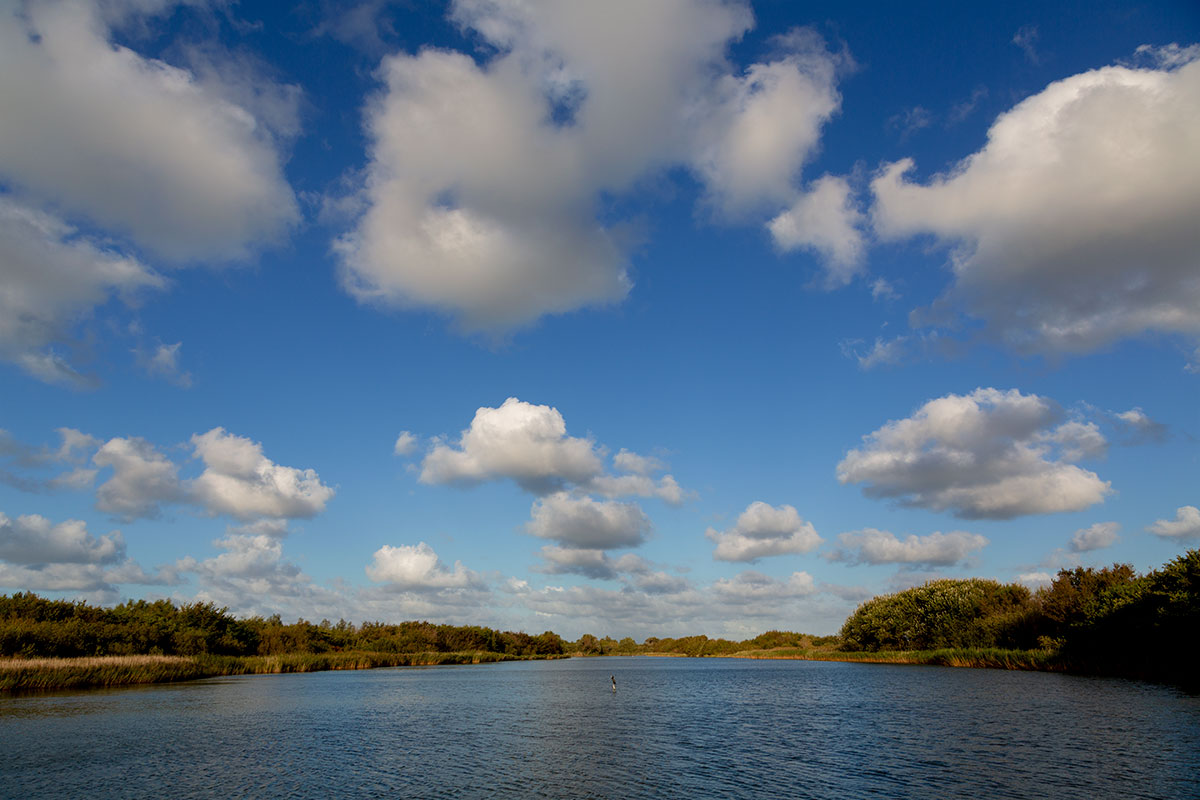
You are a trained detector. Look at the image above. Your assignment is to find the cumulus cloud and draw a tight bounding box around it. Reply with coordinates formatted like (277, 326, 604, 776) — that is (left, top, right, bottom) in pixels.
(706, 501, 822, 562)
(711, 570, 816, 603)
(189, 428, 335, 520)
(767, 175, 866, 284)
(0, 511, 124, 565)
(1068, 521, 1120, 552)
(393, 431, 418, 456)
(418, 397, 688, 504)
(872, 54, 1200, 358)
(421, 398, 602, 493)
(336, 2, 851, 331)
(365, 542, 481, 590)
(837, 388, 1112, 519)
(535, 546, 650, 580)
(0, 0, 298, 261)
(1146, 506, 1200, 540)
(828, 528, 987, 566)
(527, 492, 650, 550)
(93, 436, 183, 519)
(0, 196, 163, 383)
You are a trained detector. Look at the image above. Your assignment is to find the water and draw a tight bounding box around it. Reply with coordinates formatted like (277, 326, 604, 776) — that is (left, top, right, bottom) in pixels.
(2, 657, 1198, 799)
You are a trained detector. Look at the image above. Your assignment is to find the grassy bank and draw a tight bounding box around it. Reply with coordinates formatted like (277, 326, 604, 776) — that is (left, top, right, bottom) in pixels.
(0, 650, 554, 692)
(727, 646, 1067, 671)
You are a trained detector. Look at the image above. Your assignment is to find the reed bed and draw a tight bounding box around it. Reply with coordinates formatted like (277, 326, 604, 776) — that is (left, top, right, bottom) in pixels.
(729, 646, 1067, 672)
(1, 650, 553, 692)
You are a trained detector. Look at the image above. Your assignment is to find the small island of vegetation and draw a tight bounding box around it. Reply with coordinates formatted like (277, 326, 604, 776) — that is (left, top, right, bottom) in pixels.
(3, 548, 1195, 692)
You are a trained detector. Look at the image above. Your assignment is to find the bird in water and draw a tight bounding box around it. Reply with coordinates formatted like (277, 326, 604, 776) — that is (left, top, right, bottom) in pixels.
(611, 675, 617, 692)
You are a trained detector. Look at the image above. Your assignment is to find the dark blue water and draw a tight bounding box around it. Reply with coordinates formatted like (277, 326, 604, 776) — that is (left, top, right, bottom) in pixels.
(2, 657, 1198, 799)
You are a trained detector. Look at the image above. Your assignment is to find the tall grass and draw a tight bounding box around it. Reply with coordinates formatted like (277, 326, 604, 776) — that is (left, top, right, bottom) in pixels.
(1, 650, 560, 692)
(729, 646, 1068, 671)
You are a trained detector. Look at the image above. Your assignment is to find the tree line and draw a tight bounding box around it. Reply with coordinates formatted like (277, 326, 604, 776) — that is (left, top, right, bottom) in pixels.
(0, 595, 567, 659)
(2, 548, 1195, 685)
(838, 548, 1198, 683)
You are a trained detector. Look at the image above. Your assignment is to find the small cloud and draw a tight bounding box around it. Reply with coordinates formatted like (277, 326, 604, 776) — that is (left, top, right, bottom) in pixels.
(393, 431, 418, 457)
(886, 106, 933, 140)
(1012, 25, 1040, 64)
(827, 528, 987, 566)
(1147, 506, 1200, 540)
(138, 342, 193, 388)
(1067, 521, 1120, 552)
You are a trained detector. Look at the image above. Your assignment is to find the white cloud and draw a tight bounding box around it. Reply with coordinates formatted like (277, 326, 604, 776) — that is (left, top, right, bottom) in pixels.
(393, 431, 418, 457)
(93, 436, 183, 520)
(829, 528, 987, 566)
(837, 388, 1112, 519)
(203, 534, 293, 580)
(872, 55, 1200, 358)
(711, 570, 816, 603)
(535, 546, 650, 580)
(337, 2, 849, 331)
(526, 492, 650, 550)
(0, 0, 298, 261)
(1068, 521, 1120, 552)
(1016, 571, 1054, 589)
(420, 398, 602, 493)
(691, 29, 843, 217)
(0, 511, 124, 565)
(1113, 407, 1168, 443)
(706, 501, 822, 562)
(586, 472, 688, 506)
(612, 449, 664, 476)
(138, 342, 192, 388)
(365, 542, 481, 590)
(189, 428, 335, 520)
(767, 175, 866, 284)
(1147, 506, 1200, 539)
(843, 335, 908, 370)
(0, 196, 163, 382)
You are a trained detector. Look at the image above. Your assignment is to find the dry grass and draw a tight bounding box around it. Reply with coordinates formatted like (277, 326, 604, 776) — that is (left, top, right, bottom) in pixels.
(0, 655, 190, 671)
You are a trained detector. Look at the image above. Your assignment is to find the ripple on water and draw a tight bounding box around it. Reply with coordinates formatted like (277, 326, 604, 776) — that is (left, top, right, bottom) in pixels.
(2, 658, 1198, 799)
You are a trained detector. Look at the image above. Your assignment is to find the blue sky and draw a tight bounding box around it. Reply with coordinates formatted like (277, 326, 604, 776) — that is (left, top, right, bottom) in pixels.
(1, 0, 1197, 639)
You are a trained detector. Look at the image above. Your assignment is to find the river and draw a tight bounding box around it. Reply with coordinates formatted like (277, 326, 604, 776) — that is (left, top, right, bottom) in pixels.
(2, 656, 1198, 798)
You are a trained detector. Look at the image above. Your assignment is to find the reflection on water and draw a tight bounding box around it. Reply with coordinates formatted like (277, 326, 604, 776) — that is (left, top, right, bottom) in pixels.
(2, 657, 1198, 799)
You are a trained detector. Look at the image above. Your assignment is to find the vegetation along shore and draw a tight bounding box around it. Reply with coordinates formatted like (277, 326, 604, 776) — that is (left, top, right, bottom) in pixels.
(3, 549, 1194, 693)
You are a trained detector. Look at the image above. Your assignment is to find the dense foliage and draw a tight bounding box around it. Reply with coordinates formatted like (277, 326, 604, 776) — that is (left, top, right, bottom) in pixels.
(838, 548, 1198, 684)
(839, 579, 1037, 651)
(0, 594, 565, 659)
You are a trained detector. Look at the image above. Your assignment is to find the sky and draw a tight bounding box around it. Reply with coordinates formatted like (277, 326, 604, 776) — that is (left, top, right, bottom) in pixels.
(1, 0, 1198, 640)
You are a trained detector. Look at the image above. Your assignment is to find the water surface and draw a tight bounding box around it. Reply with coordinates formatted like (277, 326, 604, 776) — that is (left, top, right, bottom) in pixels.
(3, 657, 1198, 799)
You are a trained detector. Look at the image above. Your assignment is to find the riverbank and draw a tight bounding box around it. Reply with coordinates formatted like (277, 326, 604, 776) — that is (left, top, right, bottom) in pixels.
(0, 650, 558, 692)
(723, 646, 1067, 671)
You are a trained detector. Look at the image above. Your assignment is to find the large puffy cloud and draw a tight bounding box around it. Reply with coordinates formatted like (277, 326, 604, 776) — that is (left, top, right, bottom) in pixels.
(93, 436, 184, 520)
(365, 542, 481, 591)
(337, 1, 851, 331)
(189, 428, 335, 520)
(0, 197, 163, 383)
(706, 501, 822, 562)
(527, 492, 650, 550)
(0, 511, 124, 565)
(828, 528, 987, 566)
(1146, 506, 1200, 540)
(872, 53, 1200, 356)
(837, 388, 1112, 519)
(419, 397, 688, 503)
(0, 0, 298, 261)
(421, 398, 602, 493)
